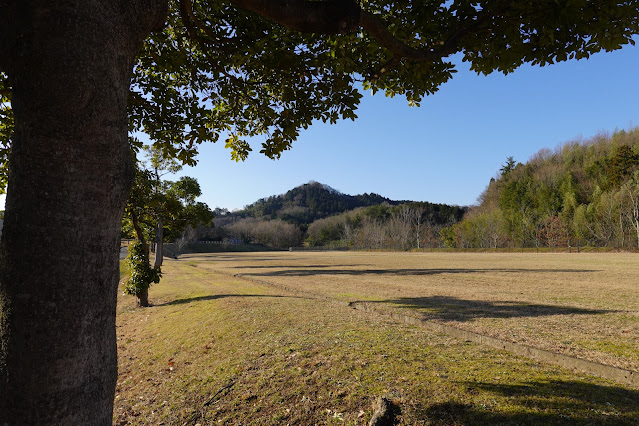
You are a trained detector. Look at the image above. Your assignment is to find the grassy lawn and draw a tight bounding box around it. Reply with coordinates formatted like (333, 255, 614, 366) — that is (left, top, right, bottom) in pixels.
(119, 259, 128, 281)
(191, 251, 639, 372)
(114, 254, 639, 424)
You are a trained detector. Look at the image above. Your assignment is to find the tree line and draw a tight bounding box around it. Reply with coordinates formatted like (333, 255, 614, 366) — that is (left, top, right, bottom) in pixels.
(206, 200, 465, 250)
(126, 127, 639, 261)
(445, 128, 639, 250)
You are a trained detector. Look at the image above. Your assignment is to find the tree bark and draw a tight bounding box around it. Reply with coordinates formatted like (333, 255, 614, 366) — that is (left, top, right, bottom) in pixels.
(130, 209, 148, 248)
(137, 287, 150, 308)
(0, 1, 167, 424)
(154, 216, 164, 269)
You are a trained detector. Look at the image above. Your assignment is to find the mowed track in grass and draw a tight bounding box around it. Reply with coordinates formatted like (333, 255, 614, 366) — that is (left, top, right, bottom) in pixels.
(193, 251, 639, 372)
(114, 253, 639, 424)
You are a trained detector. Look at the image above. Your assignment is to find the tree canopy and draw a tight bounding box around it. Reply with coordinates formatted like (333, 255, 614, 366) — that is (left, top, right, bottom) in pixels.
(4, 0, 639, 179)
(123, 166, 213, 246)
(131, 0, 639, 164)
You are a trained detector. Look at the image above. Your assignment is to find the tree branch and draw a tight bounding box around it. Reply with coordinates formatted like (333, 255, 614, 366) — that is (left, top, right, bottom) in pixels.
(226, 0, 500, 66)
(129, 209, 148, 247)
(179, 0, 222, 44)
(178, 0, 273, 86)
(359, 10, 441, 62)
(229, 0, 361, 33)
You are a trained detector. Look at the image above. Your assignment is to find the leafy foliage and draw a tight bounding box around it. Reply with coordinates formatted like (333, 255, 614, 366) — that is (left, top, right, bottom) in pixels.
(123, 241, 161, 297)
(2, 1, 639, 178)
(453, 128, 639, 249)
(122, 164, 214, 243)
(127, 0, 639, 165)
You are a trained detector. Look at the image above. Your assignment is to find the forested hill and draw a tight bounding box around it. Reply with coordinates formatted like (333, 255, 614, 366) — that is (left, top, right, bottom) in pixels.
(450, 127, 639, 249)
(232, 181, 460, 227)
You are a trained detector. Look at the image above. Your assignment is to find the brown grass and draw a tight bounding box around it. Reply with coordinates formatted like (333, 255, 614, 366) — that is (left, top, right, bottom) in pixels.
(187, 251, 639, 371)
(114, 254, 639, 424)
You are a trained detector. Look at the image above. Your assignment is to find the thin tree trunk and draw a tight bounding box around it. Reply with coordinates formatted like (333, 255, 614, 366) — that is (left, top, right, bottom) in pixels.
(154, 216, 164, 269)
(130, 202, 153, 307)
(0, 1, 166, 423)
(138, 287, 150, 307)
(131, 209, 148, 247)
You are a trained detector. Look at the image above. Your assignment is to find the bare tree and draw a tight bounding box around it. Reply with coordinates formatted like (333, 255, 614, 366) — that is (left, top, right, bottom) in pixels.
(621, 172, 639, 247)
(411, 206, 427, 249)
(176, 226, 197, 254)
(388, 206, 413, 250)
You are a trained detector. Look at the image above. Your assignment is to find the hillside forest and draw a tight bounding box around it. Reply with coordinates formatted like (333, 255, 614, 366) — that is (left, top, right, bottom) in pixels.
(199, 182, 466, 250)
(181, 127, 639, 251)
(448, 127, 639, 249)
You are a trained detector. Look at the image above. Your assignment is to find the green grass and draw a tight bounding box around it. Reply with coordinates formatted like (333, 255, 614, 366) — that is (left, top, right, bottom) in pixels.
(119, 259, 128, 281)
(114, 258, 639, 425)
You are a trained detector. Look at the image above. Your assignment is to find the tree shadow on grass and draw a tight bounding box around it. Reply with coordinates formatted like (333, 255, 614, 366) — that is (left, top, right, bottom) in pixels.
(156, 294, 303, 306)
(246, 267, 599, 278)
(419, 380, 639, 425)
(365, 296, 611, 322)
(185, 254, 308, 263)
(236, 264, 371, 269)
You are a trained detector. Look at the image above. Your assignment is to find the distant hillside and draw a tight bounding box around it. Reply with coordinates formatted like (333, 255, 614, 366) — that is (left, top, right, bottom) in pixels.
(448, 127, 639, 249)
(234, 181, 458, 227)
(205, 181, 466, 249)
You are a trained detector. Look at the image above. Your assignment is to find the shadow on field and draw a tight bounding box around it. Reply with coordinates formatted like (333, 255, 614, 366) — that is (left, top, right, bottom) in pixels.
(371, 296, 610, 321)
(420, 380, 639, 425)
(244, 267, 599, 277)
(236, 264, 371, 269)
(188, 255, 307, 262)
(157, 293, 303, 306)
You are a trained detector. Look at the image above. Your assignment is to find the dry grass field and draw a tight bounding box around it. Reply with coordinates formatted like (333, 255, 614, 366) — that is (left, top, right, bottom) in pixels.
(114, 252, 639, 424)
(191, 251, 639, 372)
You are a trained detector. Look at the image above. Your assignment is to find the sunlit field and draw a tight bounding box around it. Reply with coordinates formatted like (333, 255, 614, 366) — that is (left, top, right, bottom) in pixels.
(185, 251, 639, 371)
(114, 252, 639, 424)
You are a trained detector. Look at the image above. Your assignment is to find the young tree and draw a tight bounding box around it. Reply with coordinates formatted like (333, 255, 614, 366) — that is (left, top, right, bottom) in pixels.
(411, 205, 428, 249)
(439, 226, 456, 249)
(123, 240, 162, 307)
(1, 1, 638, 423)
(122, 166, 213, 306)
(500, 156, 518, 178)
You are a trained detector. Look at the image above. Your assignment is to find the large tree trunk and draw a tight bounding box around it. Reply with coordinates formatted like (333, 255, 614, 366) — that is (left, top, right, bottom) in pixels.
(0, 1, 166, 424)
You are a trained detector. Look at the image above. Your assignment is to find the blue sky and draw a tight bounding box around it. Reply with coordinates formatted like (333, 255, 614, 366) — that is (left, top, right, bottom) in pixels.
(3, 41, 637, 211)
(173, 42, 638, 211)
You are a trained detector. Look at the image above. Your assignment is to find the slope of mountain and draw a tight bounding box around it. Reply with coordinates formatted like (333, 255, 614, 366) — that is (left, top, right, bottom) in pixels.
(234, 181, 462, 227)
(453, 127, 639, 248)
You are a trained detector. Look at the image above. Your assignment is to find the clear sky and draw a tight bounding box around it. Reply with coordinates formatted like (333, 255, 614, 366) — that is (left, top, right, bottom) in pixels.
(2, 42, 638, 211)
(174, 41, 638, 211)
